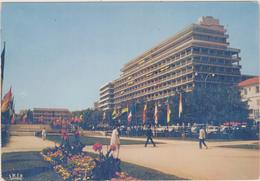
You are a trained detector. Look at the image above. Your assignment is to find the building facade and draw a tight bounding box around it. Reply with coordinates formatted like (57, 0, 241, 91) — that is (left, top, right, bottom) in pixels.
(238, 77, 260, 122)
(98, 82, 114, 111)
(32, 108, 72, 123)
(100, 16, 242, 111)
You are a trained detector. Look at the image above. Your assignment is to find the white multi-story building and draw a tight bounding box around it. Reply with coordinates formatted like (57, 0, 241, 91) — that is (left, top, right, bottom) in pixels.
(99, 82, 114, 111)
(238, 76, 260, 122)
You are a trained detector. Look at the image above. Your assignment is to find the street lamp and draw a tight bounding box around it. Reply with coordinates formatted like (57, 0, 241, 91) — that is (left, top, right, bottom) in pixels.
(194, 72, 215, 88)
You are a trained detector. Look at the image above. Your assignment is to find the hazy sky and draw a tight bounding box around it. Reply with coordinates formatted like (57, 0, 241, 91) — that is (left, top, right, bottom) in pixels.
(1, 2, 259, 112)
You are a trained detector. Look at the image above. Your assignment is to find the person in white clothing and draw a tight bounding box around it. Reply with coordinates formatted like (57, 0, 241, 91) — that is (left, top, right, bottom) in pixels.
(199, 126, 208, 149)
(41, 128, 46, 141)
(110, 125, 120, 158)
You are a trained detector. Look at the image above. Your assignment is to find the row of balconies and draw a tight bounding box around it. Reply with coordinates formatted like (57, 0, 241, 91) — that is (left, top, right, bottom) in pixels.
(114, 77, 194, 104)
(114, 68, 194, 101)
(121, 29, 194, 73)
(99, 99, 113, 105)
(114, 55, 193, 94)
(99, 93, 114, 101)
(114, 43, 240, 91)
(115, 44, 194, 87)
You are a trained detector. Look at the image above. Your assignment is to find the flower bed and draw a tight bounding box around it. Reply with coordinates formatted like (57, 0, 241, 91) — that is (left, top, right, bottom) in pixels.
(41, 144, 138, 181)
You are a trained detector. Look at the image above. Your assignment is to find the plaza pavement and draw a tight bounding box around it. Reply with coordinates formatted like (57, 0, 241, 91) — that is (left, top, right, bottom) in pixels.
(1, 136, 56, 153)
(2, 136, 259, 180)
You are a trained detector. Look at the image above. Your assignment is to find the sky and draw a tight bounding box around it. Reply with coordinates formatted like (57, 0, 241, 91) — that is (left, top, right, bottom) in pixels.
(1, 2, 259, 112)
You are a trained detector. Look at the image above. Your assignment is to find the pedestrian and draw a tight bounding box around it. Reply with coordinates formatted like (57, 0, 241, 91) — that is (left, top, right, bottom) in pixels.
(74, 126, 80, 143)
(199, 126, 208, 149)
(41, 128, 46, 141)
(145, 125, 156, 147)
(110, 125, 120, 158)
(61, 128, 70, 149)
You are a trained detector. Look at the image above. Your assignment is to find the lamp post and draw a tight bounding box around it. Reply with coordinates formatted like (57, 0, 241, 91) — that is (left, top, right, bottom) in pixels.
(194, 72, 215, 88)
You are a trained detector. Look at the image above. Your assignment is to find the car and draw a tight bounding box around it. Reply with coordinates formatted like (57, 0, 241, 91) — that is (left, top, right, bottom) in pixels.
(206, 126, 219, 134)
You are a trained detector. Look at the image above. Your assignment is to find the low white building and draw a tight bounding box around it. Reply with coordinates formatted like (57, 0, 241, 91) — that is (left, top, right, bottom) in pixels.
(238, 76, 260, 122)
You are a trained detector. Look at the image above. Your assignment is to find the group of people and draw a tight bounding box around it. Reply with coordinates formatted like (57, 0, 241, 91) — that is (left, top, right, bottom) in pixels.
(41, 124, 208, 159)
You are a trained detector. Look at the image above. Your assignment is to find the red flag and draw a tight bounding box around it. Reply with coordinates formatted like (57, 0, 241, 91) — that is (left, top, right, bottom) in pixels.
(128, 111, 132, 124)
(154, 104, 158, 125)
(142, 104, 147, 124)
(11, 114, 15, 124)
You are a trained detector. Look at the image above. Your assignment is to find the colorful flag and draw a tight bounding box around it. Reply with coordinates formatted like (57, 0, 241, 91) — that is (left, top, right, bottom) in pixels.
(1, 87, 12, 113)
(112, 109, 119, 120)
(121, 107, 128, 114)
(179, 93, 183, 118)
(128, 111, 132, 124)
(167, 103, 171, 124)
(154, 104, 158, 125)
(142, 104, 147, 124)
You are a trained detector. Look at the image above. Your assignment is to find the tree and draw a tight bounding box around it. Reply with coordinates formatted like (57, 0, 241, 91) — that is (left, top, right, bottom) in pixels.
(181, 85, 249, 124)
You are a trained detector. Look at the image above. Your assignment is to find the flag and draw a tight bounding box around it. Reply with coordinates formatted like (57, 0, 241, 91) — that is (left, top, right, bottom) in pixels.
(1, 87, 12, 113)
(112, 109, 119, 120)
(167, 103, 171, 124)
(11, 114, 15, 124)
(142, 104, 147, 124)
(128, 111, 132, 124)
(1, 42, 6, 90)
(103, 111, 106, 120)
(9, 96, 15, 116)
(179, 93, 183, 118)
(121, 107, 128, 114)
(154, 104, 158, 125)
(21, 113, 27, 123)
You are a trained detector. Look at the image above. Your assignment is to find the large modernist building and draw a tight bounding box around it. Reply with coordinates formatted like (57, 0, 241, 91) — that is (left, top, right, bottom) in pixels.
(239, 77, 260, 122)
(99, 16, 242, 111)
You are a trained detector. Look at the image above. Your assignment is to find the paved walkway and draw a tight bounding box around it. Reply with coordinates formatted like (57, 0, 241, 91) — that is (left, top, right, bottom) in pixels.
(2, 136, 259, 180)
(1, 136, 55, 153)
(84, 137, 260, 180)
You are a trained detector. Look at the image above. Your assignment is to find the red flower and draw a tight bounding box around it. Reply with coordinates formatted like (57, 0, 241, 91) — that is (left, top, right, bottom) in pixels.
(110, 144, 117, 151)
(92, 143, 103, 152)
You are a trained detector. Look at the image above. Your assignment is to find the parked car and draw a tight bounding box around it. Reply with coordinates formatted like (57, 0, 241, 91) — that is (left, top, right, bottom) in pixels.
(206, 126, 219, 134)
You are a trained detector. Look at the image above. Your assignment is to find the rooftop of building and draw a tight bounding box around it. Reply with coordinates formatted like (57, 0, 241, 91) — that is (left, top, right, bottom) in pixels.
(238, 76, 260, 87)
(119, 16, 226, 74)
(33, 108, 70, 112)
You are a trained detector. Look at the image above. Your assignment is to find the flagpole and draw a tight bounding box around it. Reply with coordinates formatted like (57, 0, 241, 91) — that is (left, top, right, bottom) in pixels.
(1, 41, 6, 101)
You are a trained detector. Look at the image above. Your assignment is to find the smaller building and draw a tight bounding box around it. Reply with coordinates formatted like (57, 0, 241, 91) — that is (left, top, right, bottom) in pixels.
(238, 76, 260, 122)
(32, 108, 72, 123)
(98, 82, 114, 111)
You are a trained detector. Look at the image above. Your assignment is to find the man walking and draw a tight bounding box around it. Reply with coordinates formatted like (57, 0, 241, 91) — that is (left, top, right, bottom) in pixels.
(41, 128, 46, 141)
(199, 126, 208, 149)
(110, 125, 120, 158)
(145, 125, 156, 147)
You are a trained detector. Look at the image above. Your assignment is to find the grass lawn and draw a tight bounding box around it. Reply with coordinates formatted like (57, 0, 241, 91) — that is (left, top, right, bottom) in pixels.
(2, 151, 183, 180)
(46, 135, 156, 145)
(2, 151, 62, 181)
(218, 143, 260, 150)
